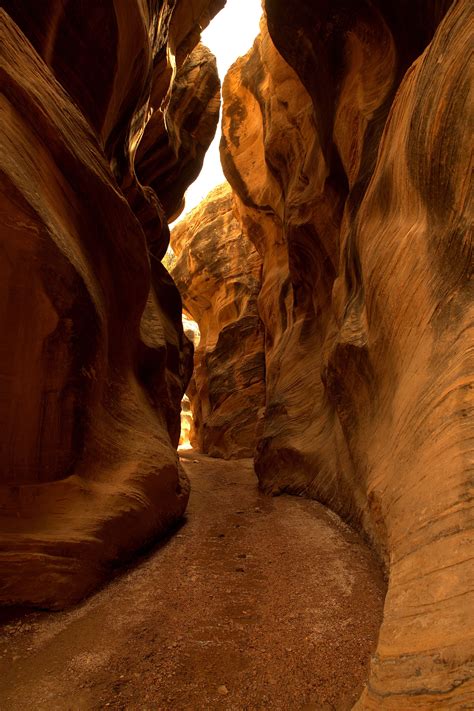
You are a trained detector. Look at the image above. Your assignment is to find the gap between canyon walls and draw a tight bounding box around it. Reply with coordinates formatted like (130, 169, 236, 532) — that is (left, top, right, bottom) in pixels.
(0, 1, 472, 710)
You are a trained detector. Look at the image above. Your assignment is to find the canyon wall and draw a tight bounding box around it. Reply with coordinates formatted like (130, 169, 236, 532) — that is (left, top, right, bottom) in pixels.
(0, 0, 472, 705)
(171, 184, 265, 458)
(221, 2, 473, 707)
(0, 0, 222, 608)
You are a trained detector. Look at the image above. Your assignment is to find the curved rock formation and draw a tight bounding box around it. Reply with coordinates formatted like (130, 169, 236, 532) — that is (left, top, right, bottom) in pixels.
(171, 184, 265, 458)
(221, 3, 473, 706)
(136, 43, 221, 223)
(0, 1, 221, 608)
(1, 0, 472, 704)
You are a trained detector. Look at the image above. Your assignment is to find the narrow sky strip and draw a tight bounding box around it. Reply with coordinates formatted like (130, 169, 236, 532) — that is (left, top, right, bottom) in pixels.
(172, 0, 262, 224)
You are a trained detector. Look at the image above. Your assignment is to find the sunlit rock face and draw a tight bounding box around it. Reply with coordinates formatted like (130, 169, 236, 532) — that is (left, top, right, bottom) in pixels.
(0, 0, 222, 608)
(179, 317, 200, 448)
(171, 184, 265, 459)
(221, 3, 473, 706)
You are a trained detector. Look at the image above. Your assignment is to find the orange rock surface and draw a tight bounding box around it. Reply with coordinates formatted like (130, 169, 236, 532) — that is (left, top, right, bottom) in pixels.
(0, 1, 222, 608)
(171, 184, 265, 458)
(0, 0, 472, 705)
(221, 3, 473, 706)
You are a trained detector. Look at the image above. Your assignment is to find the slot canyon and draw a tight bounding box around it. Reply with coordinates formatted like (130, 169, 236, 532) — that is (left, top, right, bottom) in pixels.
(0, 0, 472, 709)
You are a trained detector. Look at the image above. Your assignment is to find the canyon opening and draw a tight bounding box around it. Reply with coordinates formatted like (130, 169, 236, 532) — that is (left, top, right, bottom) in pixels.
(0, 1, 472, 710)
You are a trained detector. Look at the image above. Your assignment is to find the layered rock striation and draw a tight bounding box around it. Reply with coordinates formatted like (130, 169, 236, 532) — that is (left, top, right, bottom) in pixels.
(221, 3, 473, 706)
(171, 184, 265, 458)
(1, 0, 472, 704)
(0, 1, 222, 608)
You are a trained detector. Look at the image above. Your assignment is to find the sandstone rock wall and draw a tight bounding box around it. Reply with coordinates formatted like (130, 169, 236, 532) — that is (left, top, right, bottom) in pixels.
(171, 184, 265, 458)
(136, 43, 221, 223)
(221, 3, 473, 706)
(0, 1, 222, 608)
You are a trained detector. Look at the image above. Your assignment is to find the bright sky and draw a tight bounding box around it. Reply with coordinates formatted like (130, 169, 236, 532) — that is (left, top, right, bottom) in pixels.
(171, 0, 262, 225)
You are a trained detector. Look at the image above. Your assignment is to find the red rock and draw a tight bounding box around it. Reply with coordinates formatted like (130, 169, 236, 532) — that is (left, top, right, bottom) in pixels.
(0, 1, 222, 608)
(136, 43, 221, 223)
(171, 184, 265, 459)
(221, 3, 473, 705)
(0, 1, 472, 704)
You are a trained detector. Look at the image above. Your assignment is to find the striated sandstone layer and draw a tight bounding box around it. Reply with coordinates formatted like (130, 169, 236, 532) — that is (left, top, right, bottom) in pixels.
(221, 3, 473, 707)
(0, 1, 222, 609)
(171, 184, 265, 458)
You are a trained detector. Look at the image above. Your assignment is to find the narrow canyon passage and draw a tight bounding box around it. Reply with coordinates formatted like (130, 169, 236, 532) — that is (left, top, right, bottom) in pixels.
(0, 1, 472, 706)
(0, 453, 385, 711)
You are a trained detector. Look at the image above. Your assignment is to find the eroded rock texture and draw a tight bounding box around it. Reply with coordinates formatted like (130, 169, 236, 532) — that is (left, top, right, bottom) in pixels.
(0, 0, 222, 608)
(171, 184, 265, 458)
(221, 3, 473, 706)
(136, 43, 221, 223)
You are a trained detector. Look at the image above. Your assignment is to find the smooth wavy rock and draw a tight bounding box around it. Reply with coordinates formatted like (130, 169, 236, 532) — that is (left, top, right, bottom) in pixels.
(221, 3, 473, 706)
(136, 43, 221, 222)
(171, 184, 265, 459)
(0, 0, 222, 609)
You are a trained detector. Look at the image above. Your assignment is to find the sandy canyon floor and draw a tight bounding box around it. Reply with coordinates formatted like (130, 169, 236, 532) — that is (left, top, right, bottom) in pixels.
(0, 453, 386, 711)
